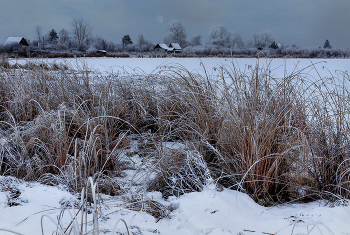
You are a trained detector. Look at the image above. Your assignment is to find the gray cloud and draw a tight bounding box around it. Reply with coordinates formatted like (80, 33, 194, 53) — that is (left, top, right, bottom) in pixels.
(0, 0, 349, 48)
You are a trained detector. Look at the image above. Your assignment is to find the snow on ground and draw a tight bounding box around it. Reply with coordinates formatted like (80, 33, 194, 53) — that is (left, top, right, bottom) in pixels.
(1, 176, 350, 234)
(0, 176, 76, 234)
(2, 57, 350, 234)
(9, 57, 350, 93)
(9, 57, 350, 79)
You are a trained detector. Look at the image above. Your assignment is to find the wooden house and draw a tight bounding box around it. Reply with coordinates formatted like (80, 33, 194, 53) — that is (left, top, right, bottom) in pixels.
(3, 37, 29, 47)
(168, 43, 182, 53)
(154, 43, 169, 53)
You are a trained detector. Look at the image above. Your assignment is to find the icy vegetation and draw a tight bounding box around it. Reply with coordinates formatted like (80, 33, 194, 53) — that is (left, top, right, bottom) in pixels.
(0, 55, 350, 234)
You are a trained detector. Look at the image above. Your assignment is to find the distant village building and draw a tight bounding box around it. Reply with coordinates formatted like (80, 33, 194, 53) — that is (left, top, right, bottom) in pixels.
(168, 43, 182, 53)
(96, 50, 107, 55)
(87, 45, 107, 55)
(2, 37, 29, 47)
(154, 43, 182, 53)
(154, 43, 169, 53)
(2, 37, 29, 55)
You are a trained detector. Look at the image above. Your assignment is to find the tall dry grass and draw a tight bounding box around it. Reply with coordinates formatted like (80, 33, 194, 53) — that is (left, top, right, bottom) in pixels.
(148, 60, 350, 205)
(0, 55, 350, 208)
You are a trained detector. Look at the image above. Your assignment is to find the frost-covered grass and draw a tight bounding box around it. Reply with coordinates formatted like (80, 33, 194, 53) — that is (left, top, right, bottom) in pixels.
(0, 55, 350, 234)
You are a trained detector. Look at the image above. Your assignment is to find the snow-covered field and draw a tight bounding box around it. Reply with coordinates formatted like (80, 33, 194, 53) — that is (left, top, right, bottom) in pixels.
(2, 57, 350, 235)
(10, 57, 350, 78)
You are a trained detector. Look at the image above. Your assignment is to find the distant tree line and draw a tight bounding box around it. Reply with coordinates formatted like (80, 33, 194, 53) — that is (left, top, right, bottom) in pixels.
(1, 18, 349, 58)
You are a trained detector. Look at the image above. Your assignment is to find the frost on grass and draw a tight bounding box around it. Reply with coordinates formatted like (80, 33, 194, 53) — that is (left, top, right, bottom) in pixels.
(0, 176, 27, 207)
(0, 57, 350, 234)
(147, 143, 212, 199)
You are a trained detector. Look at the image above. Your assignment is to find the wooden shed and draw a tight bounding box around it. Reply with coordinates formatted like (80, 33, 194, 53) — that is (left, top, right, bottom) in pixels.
(154, 43, 169, 53)
(3, 37, 29, 47)
(168, 43, 182, 53)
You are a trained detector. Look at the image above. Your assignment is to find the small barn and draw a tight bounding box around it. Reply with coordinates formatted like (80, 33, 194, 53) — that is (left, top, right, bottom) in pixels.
(168, 43, 182, 53)
(87, 45, 107, 56)
(154, 43, 169, 53)
(3, 37, 29, 47)
(96, 50, 107, 55)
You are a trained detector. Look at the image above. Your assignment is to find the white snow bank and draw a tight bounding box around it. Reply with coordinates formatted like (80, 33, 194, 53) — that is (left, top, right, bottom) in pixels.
(1, 177, 349, 235)
(161, 187, 350, 234)
(0, 177, 75, 234)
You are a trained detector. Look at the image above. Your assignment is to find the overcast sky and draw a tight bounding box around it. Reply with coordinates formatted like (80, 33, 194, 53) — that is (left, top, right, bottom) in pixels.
(1, 0, 349, 48)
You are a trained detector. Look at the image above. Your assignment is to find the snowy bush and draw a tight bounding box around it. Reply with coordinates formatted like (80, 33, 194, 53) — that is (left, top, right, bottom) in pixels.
(148, 145, 211, 198)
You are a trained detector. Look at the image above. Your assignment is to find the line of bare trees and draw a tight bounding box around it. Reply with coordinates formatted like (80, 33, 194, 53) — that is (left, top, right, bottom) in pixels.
(34, 18, 94, 51)
(30, 18, 156, 53)
(2, 18, 346, 58)
(31, 18, 274, 53)
(29, 18, 296, 54)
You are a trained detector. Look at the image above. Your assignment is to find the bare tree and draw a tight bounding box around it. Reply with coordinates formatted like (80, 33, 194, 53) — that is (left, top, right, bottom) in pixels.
(210, 25, 228, 47)
(190, 35, 202, 46)
(165, 21, 187, 47)
(137, 34, 146, 48)
(72, 18, 93, 51)
(163, 34, 171, 45)
(227, 32, 244, 49)
(59, 29, 69, 45)
(35, 25, 43, 46)
(137, 34, 153, 51)
(226, 32, 244, 56)
(210, 25, 243, 50)
(95, 36, 109, 51)
(253, 31, 273, 48)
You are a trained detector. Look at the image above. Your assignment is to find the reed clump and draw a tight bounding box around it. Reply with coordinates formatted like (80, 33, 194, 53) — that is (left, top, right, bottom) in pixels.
(0, 56, 349, 207)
